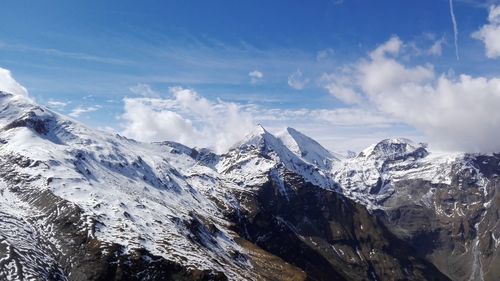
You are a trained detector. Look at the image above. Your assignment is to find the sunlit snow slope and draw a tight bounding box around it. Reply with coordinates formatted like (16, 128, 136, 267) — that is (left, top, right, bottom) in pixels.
(0, 91, 498, 281)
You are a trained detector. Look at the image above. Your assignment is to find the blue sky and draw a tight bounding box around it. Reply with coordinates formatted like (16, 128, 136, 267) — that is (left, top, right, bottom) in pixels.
(1, 0, 500, 152)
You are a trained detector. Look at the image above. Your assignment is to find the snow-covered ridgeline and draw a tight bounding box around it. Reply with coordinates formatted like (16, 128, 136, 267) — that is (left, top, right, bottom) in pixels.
(0, 90, 497, 280)
(0, 91, 255, 279)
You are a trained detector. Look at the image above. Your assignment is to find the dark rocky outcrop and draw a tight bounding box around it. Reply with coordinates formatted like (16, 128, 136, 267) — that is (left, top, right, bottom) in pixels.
(229, 171, 450, 281)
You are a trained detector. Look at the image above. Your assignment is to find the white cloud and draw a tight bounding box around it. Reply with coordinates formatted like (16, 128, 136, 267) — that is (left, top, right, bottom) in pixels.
(129, 83, 160, 97)
(320, 70, 363, 104)
(119, 86, 403, 153)
(249, 70, 264, 84)
(449, 0, 460, 60)
(120, 87, 254, 153)
(287, 69, 310, 90)
(121, 98, 199, 145)
(472, 5, 500, 58)
(399, 34, 445, 57)
(369, 36, 403, 60)
(359, 45, 434, 97)
(321, 36, 500, 152)
(0, 67, 29, 97)
(427, 37, 445, 56)
(46, 100, 69, 110)
(69, 105, 101, 117)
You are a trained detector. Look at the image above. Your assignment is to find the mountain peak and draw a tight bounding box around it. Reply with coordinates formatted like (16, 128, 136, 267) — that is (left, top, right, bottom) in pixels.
(283, 127, 327, 150)
(0, 90, 32, 104)
(277, 127, 339, 169)
(0, 90, 33, 104)
(252, 123, 268, 135)
(284, 126, 299, 134)
(232, 124, 277, 150)
(360, 138, 428, 160)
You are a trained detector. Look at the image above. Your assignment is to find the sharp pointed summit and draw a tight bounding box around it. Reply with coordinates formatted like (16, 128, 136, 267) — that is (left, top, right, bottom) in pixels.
(277, 127, 340, 170)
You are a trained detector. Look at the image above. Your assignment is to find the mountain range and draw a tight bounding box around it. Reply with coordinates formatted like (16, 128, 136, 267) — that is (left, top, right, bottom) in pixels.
(0, 90, 498, 281)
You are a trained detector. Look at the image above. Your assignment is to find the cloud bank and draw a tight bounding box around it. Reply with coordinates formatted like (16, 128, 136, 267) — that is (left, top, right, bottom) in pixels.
(120, 84, 408, 152)
(321, 36, 500, 152)
(121, 87, 254, 153)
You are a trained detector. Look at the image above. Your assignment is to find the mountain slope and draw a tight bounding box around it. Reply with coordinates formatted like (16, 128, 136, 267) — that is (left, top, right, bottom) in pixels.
(332, 138, 500, 281)
(0, 90, 497, 280)
(0, 91, 305, 280)
(276, 127, 341, 170)
(0, 92, 447, 280)
(217, 126, 451, 280)
(217, 125, 338, 193)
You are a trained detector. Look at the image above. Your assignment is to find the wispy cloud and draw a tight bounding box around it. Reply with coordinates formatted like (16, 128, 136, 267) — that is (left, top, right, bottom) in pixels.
(69, 105, 101, 117)
(249, 70, 264, 84)
(288, 69, 310, 90)
(402, 33, 446, 57)
(449, 0, 460, 60)
(316, 48, 335, 61)
(252, 107, 398, 128)
(129, 83, 160, 97)
(427, 37, 445, 56)
(0, 42, 128, 65)
(46, 100, 69, 110)
(1, 34, 341, 104)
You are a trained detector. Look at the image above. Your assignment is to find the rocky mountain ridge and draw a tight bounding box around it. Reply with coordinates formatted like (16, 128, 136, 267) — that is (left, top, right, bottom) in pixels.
(0, 91, 497, 281)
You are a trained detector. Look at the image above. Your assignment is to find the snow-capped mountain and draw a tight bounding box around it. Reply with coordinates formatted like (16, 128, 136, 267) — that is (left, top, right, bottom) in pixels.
(332, 138, 499, 281)
(0, 90, 498, 281)
(216, 124, 339, 193)
(0, 91, 258, 280)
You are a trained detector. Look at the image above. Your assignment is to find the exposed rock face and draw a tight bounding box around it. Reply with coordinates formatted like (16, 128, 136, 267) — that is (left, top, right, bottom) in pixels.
(0, 151, 229, 281)
(0, 92, 298, 280)
(0, 91, 497, 280)
(217, 134, 450, 280)
(333, 139, 500, 281)
(374, 157, 500, 281)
